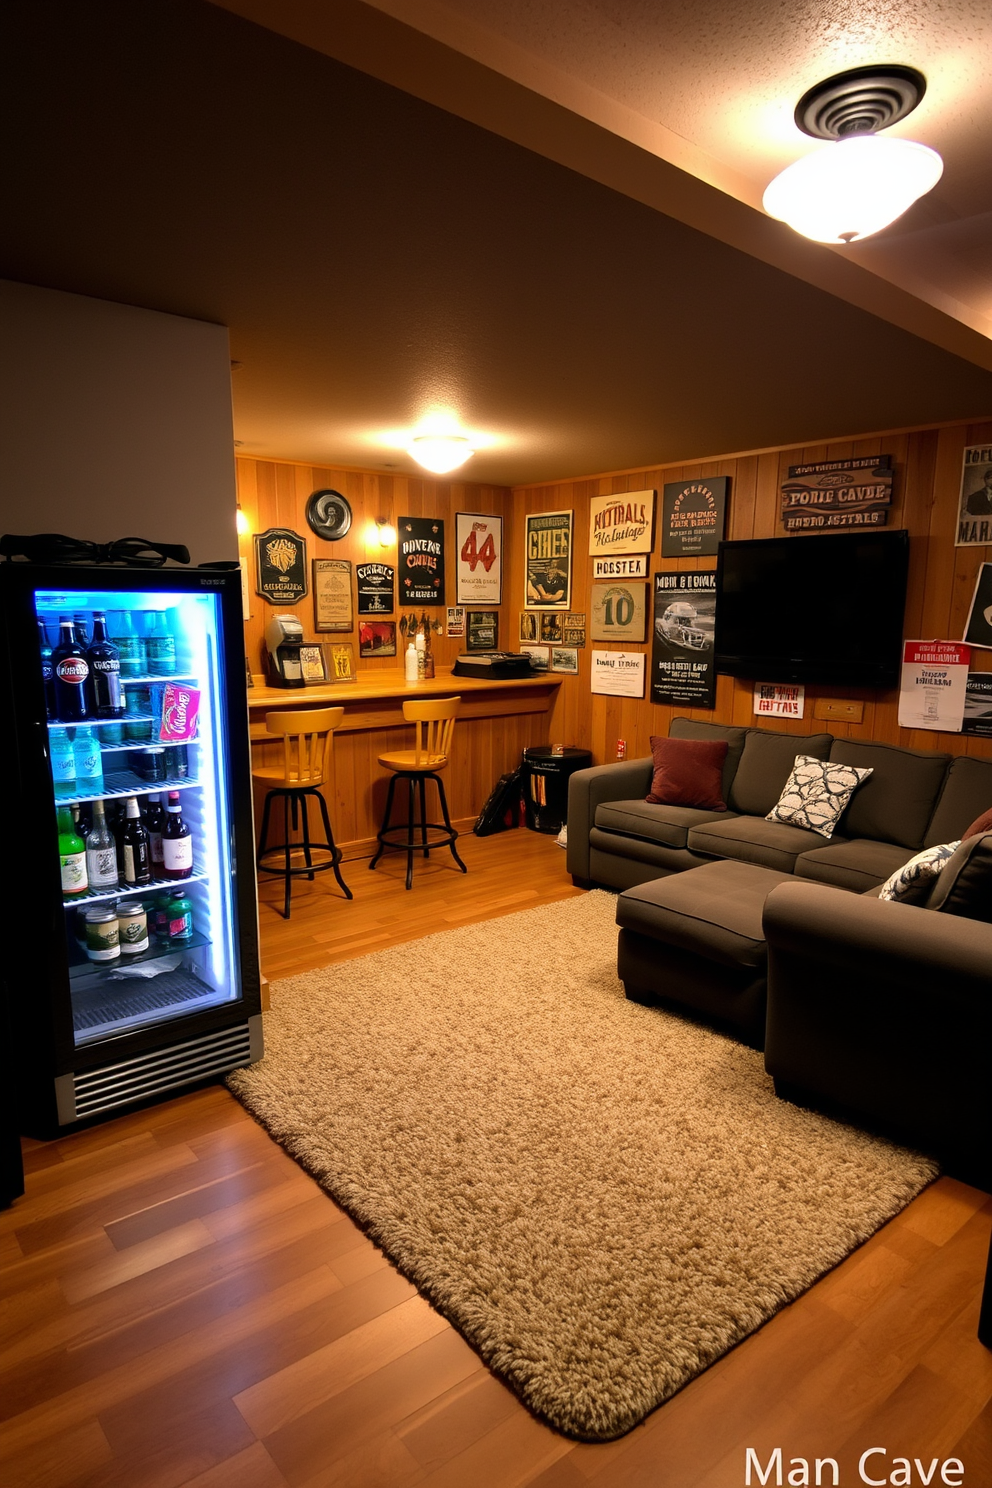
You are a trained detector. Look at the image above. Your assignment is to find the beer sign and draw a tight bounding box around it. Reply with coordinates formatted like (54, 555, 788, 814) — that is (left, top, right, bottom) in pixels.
(254, 528, 308, 605)
(780, 456, 893, 531)
(398, 518, 445, 606)
(588, 491, 655, 558)
(662, 478, 728, 557)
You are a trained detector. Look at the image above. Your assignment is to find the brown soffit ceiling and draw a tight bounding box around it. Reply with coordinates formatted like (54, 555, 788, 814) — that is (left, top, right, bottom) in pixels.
(2, 0, 990, 487)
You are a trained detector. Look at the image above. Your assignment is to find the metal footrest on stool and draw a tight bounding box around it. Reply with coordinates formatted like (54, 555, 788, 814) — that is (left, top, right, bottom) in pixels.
(369, 770, 468, 890)
(257, 785, 352, 918)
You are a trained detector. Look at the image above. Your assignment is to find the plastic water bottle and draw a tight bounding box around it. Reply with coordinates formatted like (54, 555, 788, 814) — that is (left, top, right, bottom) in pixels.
(110, 611, 144, 679)
(147, 612, 177, 675)
(73, 727, 105, 793)
(50, 728, 76, 798)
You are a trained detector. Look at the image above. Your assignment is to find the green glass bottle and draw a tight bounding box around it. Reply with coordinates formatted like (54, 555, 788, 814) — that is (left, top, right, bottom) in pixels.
(57, 804, 88, 898)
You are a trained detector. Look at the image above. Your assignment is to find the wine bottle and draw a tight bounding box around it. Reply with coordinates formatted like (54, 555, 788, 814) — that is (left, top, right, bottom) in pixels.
(121, 795, 152, 887)
(161, 790, 193, 879)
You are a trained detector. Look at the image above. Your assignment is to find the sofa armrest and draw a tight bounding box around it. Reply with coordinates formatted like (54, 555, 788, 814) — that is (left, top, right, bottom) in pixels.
(762, 879, 992, 997)
(566, 758, 654, 881)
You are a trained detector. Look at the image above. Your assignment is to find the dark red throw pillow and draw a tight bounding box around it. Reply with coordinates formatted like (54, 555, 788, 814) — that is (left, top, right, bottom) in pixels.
(962, 805, 992, 840)
(646, 736, 729, 810)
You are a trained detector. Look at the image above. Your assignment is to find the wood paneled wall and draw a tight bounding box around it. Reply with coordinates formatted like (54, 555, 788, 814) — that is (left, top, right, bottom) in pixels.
(236, 457, 512, 678)
(509, 418, 992, 765)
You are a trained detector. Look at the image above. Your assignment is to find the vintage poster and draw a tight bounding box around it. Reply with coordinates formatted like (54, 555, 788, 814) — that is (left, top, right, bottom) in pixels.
(962, 673, 992, 736)
(358, 621, 396, 658)
(753, 682, 806, 720)
(455, 512, 502, 604)
(525, 510, 572, 609)
(590, 650, 646, 698)
(398, 517, 445, 605)
(326, 641, 356, 683)
(661, 479, 728, 558)
(540, 612, 563, 643)
(562, 613, 586, 647)
(588, 490, 655, 558)
(254, 527, 308, 605)
(312, 558, 353, 632)
(897, 641, 970, 731)
(955, 443, 992, 547)
(962, 562, 992, 649)
(780, 456, 893, 532)
(521, 645, 549, 671)
(466, 610, 499, 651)
(651, 570, 717, 707)
(299, 644, 328, 684)
(519, 611, 539, 642)
(356, 562, 395, 614)
(550, 647, 579, 675)
(446, 606, 465, 637)
(590, 582, 648, 643)
(593, 554, 648, 580)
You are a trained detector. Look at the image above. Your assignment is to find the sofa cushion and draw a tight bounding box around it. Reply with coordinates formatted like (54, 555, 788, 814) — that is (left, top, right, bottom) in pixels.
(766, 755, 872, 839)
(878, 840, 961, 903)
(669, 718, 749, 802)
(926, 832, 992, 921)
(594, 799, 737, 850)
(687, 815, 841, 873)
(616, 859, 793, 970)
(726, 729, 833, 816)
(795, 839, 916, 893)
(647, 736, 728, 809)
(828, 739, 950, 849)
(925, 756, 992, 845)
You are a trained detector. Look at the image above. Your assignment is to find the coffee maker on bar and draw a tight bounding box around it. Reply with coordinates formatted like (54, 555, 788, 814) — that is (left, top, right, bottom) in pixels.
(264, 614, 306, 688)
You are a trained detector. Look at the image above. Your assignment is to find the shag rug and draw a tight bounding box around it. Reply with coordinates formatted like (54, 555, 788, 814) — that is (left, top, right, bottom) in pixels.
(228, 891, 937, 1441)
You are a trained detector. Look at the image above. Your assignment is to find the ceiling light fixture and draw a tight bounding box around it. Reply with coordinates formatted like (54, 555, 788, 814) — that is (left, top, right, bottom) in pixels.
(407, 434, 475, 474)
(762, 65, 942, 245)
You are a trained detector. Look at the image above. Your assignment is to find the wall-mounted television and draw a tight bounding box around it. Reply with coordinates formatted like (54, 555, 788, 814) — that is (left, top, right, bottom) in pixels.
(714, 529, 909, 688)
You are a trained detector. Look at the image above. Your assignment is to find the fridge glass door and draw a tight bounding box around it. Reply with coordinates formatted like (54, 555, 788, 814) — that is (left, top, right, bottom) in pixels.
(35, 585, 241, 1048)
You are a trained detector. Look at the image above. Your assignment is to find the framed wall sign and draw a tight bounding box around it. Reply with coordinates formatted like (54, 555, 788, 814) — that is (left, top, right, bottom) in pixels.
(525, 510, 572, 609)
(963, 563, 992, 649)
(781, 456, 892, 533)
(540, 612, 563, 643)
(651, 570, 717, 707)
(956, 443, 992, 547)
(312, 558, 353, 632)
(562, 613, 586, 647)
(254, 528, 308, 605)
(456, 512, 502, 604)
(590, 582, 648, 643)
(446, 606, 465, 637)
(466, 610, 499, 651)
(661, 478, 728, 558)
(299, 643, 329, 684)
(358, 621, 397, 657)
(326, 641, 356, 683)
(399, 517, 445, 605)
(593, 554, 648, 580)
(588, 490, 655, 558)
(356, 562, 395, 614)
(520, 611, 539, 642)
(521, 645, 549, 671)
(590, 651, 645, 697)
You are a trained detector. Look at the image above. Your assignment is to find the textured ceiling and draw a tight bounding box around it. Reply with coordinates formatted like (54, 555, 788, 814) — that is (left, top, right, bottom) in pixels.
(2, 0, 990, 485)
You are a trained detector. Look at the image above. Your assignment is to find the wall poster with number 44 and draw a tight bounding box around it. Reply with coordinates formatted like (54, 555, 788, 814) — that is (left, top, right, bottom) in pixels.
(455, 513, 502, 605)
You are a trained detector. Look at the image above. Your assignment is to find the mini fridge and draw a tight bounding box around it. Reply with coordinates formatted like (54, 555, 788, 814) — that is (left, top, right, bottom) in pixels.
(0, 563, 263, 1134)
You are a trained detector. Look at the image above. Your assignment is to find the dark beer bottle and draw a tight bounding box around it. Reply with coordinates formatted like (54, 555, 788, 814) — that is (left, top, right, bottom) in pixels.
(86, 612, 124, 717)
(38, 618, 55, 718)
(51, 617, 91, 721)
(121, 796, 152, 887)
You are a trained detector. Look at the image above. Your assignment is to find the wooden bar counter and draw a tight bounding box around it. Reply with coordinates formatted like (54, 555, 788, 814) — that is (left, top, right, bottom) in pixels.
(248, 668, 561, 854)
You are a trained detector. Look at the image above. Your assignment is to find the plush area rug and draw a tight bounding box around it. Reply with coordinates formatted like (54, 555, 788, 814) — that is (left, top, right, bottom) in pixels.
(229, 890, 937, 1441)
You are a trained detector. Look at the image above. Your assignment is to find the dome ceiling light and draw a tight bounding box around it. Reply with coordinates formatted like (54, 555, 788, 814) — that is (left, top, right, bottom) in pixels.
(762, 65, 943, 245)
(407, 433, 475, 474)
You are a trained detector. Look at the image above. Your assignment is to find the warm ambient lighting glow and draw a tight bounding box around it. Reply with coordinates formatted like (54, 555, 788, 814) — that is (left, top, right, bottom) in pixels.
(407, 434, 474, 474)
(235, 505, 251, 536)
(762, 134, 943, 244)
(364, 519, 396, 547)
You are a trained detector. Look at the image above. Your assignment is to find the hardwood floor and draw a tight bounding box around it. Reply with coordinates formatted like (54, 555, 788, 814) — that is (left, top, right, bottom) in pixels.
(3, 830, 990, 1488)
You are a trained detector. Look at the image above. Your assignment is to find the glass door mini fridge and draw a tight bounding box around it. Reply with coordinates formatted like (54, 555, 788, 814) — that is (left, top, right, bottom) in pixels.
(0, 563, 262, 1134)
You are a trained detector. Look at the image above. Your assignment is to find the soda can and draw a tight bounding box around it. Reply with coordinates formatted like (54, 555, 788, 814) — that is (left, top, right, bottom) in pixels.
(138, 747, 167, 783)
(166, 890, 194, 941)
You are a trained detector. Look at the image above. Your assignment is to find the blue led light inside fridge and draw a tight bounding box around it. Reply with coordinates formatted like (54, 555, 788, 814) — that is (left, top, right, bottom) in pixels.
(36, 587, 243, 1047)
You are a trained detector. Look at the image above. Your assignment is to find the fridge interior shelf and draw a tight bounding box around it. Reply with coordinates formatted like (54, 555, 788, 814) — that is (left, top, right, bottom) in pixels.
(43, 675, 199, 721)
(72, 966, 220, 1041)
(68, 929, 210, 979)
(58, 770, 199, 805)
(63, 867, 210, 909)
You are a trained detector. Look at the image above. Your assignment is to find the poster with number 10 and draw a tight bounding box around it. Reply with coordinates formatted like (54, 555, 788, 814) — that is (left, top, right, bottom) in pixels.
(455, 513, 502, 605)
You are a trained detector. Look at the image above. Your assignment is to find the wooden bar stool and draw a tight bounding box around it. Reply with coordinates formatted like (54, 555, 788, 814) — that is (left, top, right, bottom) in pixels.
(253, 707, 352, 918)
(369, 696, 467, 890)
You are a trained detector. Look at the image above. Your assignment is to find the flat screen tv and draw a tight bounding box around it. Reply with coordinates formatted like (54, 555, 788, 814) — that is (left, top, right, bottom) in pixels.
(714, 529, 909, 687)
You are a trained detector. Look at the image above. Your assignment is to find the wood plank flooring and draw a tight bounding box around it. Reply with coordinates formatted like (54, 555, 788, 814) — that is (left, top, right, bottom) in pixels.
(3, 830, 990, 1488)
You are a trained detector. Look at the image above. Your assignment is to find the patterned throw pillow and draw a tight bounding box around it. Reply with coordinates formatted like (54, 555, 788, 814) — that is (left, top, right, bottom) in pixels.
(765, 755, 872, 838)
(879, 841, 962, 903)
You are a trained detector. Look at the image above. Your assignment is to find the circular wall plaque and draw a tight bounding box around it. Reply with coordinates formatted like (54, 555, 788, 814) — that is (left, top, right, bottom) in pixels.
(306, 489, 352, 541)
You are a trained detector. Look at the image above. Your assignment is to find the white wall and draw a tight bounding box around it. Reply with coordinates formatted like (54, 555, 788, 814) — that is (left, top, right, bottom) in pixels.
(0, 281, 237, 566)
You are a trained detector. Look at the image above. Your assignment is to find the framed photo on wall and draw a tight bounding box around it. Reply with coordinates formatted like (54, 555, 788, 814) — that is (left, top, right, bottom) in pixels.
(312, 558, 353, 632)
(299, 643, 329, 684)
(358, 621, 397, 658)
(466, 610, 499, 651)
(326, 641, 357, 683)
